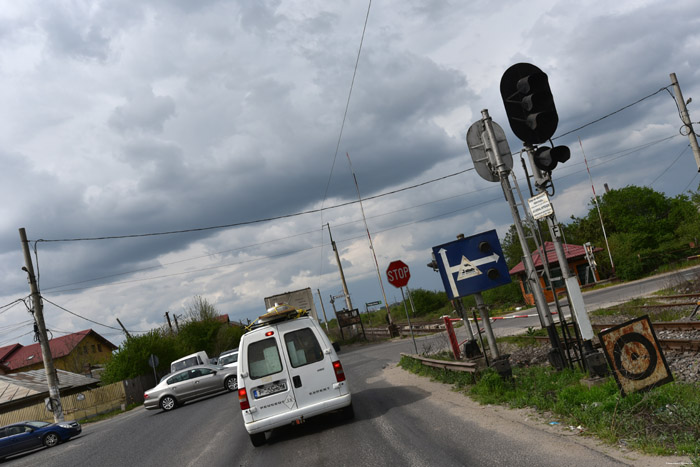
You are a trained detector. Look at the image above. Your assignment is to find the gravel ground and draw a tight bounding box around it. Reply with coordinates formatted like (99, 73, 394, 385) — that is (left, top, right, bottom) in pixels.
(502, 322, 700, 383)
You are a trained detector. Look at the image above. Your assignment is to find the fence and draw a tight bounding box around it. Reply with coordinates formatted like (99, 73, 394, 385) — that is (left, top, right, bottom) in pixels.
(0, 382, 127, 426)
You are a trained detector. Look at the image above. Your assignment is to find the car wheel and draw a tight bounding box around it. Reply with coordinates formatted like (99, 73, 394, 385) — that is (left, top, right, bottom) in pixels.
(340, 403, 354, 421)
(160, 395, 177, 411)
(249, 432, 266, 447)
(224, 376, 238, 392)
(43, 432, 60, 447)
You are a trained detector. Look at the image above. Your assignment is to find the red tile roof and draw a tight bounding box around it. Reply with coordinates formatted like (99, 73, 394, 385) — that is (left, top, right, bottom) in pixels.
(0, 329, 116, 371)
(509, 242, 601, 275)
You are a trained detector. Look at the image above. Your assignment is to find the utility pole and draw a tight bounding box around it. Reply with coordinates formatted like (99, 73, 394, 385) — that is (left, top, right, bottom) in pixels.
(316, 289, 330, 332)
(670, 73, 700, 171)
(19, 228, 64, 422)
(173, 314, 180, 333)
(165, 311, 173, 333)
(116, 318, 132, 339)
(326, 224, 353, 312)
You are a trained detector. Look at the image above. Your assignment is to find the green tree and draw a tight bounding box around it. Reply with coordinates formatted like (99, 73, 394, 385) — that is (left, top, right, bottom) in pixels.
(101, 330, 182, 384)
(408, 288, 447, 316)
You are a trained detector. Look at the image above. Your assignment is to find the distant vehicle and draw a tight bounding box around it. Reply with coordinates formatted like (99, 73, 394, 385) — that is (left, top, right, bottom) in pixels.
(237, 303, 352, 447)
(218, 349, 238, 368)
(170, 351, 209, 373)
(0, 420, 81, 460)
(144, 364, 238, 412)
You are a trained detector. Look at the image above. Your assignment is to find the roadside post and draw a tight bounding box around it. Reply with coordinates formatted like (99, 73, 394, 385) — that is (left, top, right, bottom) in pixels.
(431, 231, 512, 378)
(386, 260, 418, 353)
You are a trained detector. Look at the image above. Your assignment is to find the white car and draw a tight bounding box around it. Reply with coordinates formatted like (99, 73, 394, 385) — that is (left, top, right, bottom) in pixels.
(218, 349, 239, 369)
(237, 304, 353, 446)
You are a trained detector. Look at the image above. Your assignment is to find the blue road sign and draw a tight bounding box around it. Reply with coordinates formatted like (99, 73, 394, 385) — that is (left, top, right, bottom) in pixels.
(432, 229, 511, 299)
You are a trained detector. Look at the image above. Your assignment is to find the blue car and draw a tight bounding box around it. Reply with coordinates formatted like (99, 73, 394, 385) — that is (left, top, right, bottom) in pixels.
(0, 420, 81, 460)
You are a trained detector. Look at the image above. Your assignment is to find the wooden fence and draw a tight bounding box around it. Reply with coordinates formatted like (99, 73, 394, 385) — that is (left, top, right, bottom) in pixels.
(0, 382, 127, 426)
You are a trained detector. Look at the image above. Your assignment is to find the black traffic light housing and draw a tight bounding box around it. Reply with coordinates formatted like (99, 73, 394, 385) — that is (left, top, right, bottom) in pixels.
(500, 63, 559, 145)
(532, 145, 571, 172)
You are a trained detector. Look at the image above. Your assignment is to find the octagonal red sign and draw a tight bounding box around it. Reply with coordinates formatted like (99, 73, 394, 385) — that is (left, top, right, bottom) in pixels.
(386, 260, 410, 288)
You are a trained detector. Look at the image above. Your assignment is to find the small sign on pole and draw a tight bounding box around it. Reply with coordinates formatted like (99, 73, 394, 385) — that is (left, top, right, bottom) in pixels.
(527, 191, 554, 220)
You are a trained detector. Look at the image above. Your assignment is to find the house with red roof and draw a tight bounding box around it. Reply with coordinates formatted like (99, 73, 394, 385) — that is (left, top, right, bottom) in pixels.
(0, 329, 117, 376)
(509, 242, 602, 305)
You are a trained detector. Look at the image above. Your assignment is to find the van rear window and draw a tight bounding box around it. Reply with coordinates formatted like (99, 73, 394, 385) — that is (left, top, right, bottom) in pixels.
(248, 338, 283, 379)
(284, 328, 323, 368)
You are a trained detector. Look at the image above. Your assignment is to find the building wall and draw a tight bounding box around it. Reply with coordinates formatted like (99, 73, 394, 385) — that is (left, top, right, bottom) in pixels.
(515, 258, 599, 306)
(11, 335, 114, 375)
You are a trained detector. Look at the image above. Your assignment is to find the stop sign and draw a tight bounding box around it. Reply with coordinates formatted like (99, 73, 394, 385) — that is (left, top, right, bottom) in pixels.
(386, 260, 410, 288)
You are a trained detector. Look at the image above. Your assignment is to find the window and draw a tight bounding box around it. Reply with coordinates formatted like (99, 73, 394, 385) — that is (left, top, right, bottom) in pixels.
(248, 338, 282, 379)
(97, 344, 102, 352)
(284, 328, 323, 368)
(91, 345, 96, 353)
(167, 371, 191, 385)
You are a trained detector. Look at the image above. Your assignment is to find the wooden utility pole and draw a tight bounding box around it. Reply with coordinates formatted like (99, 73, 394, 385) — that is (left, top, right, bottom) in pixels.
(116, 318, 132, 339)
(165, 311, 173, 333)
(19, 228, 64, 422)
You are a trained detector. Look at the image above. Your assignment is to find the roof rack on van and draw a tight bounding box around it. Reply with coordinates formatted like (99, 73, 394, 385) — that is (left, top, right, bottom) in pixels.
(245, 303, 308, 332)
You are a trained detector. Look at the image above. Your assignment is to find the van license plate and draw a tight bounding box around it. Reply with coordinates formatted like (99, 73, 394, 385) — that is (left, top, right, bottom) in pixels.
(253, 381, 287, 399)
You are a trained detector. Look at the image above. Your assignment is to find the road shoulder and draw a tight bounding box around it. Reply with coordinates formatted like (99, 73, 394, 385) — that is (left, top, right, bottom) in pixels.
(382, 363, 691, 467)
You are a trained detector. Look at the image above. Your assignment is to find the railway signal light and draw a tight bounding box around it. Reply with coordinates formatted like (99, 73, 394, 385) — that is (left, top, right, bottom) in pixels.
(532, 145, 571, 172)
(500, 63, 560, 145)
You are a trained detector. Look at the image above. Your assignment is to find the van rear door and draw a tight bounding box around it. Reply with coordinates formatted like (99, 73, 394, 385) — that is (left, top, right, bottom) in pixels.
(281, 321, 342, 410)
(245, 334, 297, 421)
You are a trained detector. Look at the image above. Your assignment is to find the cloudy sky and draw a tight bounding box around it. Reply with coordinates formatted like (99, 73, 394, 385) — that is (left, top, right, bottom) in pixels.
(1, 0, 698, 348)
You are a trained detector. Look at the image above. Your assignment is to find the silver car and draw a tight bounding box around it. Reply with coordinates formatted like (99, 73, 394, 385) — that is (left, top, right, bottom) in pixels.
(143, 364, 238, 412)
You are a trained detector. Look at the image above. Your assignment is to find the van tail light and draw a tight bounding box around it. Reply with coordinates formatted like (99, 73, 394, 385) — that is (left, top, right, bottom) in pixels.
(143, 393, 149, 400)
(238, 388, 250, 410)
(332, 360, 346, 382)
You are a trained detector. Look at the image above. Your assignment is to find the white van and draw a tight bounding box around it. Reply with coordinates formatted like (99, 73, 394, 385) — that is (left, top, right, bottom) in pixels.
(170, 351, 209, 373)
(237, 304, 352, 446)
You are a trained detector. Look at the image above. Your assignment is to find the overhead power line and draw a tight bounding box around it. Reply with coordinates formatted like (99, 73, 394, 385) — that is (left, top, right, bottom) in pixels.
(554, 86, 672, 140)
(33, 168, 472, 243)
(41, 297, 147, 334)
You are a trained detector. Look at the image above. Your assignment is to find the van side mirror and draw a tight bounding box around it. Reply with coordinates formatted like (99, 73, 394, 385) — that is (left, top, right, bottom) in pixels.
(332, 342, 340, 352)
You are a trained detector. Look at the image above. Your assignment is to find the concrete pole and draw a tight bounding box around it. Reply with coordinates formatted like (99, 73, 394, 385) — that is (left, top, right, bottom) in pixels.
(316, 289, 330, 332)
(19, 228, 64, 422)
(327, 224, 353, 312)
(670, 73, 700, 171)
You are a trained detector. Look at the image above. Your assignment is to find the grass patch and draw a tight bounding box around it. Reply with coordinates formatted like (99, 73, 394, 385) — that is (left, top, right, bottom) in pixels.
(399, 355, 700, 456)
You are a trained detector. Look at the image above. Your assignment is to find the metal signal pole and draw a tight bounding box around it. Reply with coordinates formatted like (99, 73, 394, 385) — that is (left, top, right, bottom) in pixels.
(478, 110, 565, 369)
(19, 228, 64, 422)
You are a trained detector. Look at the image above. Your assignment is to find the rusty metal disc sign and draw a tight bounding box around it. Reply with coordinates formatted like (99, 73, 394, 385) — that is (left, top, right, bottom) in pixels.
(598, 315, 673, 397)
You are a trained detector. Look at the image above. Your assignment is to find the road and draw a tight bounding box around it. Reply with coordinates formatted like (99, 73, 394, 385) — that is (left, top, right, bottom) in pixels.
(4, 334, 685, 466)
(485, 265, 700, 337)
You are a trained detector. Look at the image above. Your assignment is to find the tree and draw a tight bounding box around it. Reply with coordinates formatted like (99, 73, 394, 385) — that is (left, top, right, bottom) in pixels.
(565, 185, 700, 280)
(185, 295, 219, 322)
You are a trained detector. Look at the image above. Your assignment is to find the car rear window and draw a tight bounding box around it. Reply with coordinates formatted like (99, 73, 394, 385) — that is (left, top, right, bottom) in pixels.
(284, 328, 323, 368)
(248, 337, 283, 379)
(172, 356, 199, 372)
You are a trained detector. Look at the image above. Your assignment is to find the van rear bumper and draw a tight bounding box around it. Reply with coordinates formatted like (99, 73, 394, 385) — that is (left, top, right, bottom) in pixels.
(243, 393, 352, 434)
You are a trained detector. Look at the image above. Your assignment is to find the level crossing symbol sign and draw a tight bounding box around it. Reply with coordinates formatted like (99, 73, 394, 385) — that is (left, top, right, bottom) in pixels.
(431, 229, 511, 299)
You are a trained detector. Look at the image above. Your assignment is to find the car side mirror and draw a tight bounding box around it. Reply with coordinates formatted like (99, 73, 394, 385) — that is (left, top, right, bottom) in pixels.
(332, 342, 340, 352)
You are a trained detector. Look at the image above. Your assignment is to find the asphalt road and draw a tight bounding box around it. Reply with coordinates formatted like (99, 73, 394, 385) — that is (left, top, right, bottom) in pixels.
(3, 334, 649, 467)
(483, 264, 700, 337)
